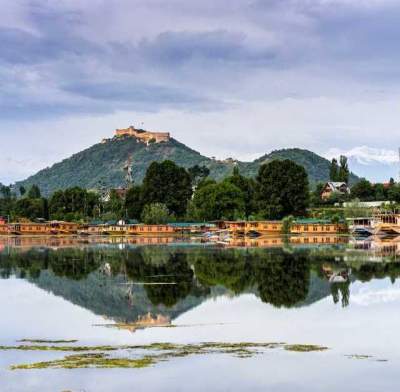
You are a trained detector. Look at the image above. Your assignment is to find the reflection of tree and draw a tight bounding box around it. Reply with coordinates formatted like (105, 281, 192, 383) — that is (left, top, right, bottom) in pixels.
(355, 263, 400, 283)
(331, 281, 350, 307)
(125, 250, 197, 307)
(193, 249, 253, 294)
(191, 248, 311, 308)
(255, 251, 310, 308)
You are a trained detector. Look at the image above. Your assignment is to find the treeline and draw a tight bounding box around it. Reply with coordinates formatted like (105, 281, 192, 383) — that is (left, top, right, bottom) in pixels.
(0, 159, 310, 223)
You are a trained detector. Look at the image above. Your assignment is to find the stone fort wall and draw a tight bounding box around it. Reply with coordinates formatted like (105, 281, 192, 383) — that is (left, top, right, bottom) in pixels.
(115, 126, 170, 143)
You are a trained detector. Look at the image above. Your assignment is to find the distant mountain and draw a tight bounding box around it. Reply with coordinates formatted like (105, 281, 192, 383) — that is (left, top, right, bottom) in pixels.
(16, 134, 360, 196)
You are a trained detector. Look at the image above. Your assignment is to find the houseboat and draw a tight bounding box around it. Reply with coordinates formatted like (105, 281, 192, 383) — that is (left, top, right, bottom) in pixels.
(221, 221, 283, 236)
(126, 224, 176, 236)
(373, 211, 400, 235)
(347, 217, 374, 236)
(6, 223, 50, 235)
(47, 221, 79, 235)
(291, 219, 347, 234)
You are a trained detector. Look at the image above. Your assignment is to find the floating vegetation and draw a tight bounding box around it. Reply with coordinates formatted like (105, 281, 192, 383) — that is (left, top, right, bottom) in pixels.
(284, 344, 329, 353)
(0, 345, 118, 352)
(11, 353, 155, 370)
(5, 341, 333, 370)
(18, 339, 78, 344)
(345, 354, 388, 362)
(345, 354, 373, 360)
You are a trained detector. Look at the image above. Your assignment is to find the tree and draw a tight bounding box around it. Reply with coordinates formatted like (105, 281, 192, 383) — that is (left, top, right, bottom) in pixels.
(351, 179, 374, 201)
(188, 181, 245, 221)
(255, 159, 309, 219)
(225, 166, 256, 217)
(188, 165, 210, 186)
(125, 185, 144, 220)
(49, 187, 100, 220)
(310, 183, 325, 206)
(388, 184, 400, 203)
(19, 186, 26, 196)
(14, 198, 46, 220)
(141, 160, 192, 217)
(104, 189, 123, 219)
(329, 158, 339, 181)
(27, 185, 41, 199)
(141, 203, 173, 224)
(338, 155, 349, 183)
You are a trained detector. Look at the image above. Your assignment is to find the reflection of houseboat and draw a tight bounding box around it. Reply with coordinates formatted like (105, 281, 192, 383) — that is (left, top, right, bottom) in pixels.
(224, 235, 349, 248)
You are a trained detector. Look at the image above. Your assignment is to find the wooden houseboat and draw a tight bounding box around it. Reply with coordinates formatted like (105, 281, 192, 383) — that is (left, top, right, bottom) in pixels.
(47, 221, 79, 234)
(126, 224, 176, 236)
(103, 224, 127, 235)
(222, 221, 283, 235)
(291, 219, 347, 234)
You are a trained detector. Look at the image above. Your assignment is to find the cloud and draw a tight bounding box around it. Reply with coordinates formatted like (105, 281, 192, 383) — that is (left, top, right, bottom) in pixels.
(2, 0, 400, 182)
(326, 146, 399, 165)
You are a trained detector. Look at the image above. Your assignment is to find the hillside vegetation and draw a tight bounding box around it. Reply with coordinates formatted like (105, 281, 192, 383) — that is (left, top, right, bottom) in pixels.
(17, 136, 359, 196)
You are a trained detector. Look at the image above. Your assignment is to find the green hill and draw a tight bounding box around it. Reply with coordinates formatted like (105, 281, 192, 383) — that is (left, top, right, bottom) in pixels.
(16, 135, 359, 196)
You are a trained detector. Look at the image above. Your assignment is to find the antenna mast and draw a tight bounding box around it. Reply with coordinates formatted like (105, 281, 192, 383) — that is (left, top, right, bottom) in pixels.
(124, 155, 133, 188)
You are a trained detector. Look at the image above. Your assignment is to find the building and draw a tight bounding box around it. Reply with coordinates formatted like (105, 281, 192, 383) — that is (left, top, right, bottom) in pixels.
(321, 182, 350, 200)
(115, 126, 170, 143)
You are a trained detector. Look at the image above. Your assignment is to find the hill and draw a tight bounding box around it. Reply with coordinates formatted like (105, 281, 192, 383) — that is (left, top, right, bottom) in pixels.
(16, 135, 359, 196)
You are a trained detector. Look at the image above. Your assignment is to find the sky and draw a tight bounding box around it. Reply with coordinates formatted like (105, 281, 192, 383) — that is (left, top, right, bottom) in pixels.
(1, 0, 400, 184)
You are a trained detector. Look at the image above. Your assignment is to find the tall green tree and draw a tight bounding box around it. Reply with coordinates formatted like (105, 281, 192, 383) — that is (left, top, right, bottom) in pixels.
(27, 184, 41, 199)
(338, 155, 350, 183)
(255, 159, 309, 219)
(141, 160, 192, 217)
(125, 185, 144, 220)
(189, 181, 245, 221)
(350, 179, 374, 201)
(141, 203, 173, 224)
(49, 187, 100, 220)
(329, 158, 339, 181)
(225, 166, 256, 217)
(188, 165, 210, 187)
(14, 198, 47, 220)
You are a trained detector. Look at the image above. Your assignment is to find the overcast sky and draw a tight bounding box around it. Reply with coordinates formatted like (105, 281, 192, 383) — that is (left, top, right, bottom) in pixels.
(1, 0, 400, 184)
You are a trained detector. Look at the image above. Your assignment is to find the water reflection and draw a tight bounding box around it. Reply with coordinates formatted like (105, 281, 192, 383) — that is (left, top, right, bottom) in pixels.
(1, 236, 400, 326)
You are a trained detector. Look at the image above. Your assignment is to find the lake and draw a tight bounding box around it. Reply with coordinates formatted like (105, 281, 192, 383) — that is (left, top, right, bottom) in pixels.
(0, 235, 399, 391)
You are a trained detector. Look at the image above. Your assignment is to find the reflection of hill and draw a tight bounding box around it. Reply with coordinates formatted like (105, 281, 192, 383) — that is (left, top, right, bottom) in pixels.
(30, 269, 331, 323)
(29, 270, 207, 323)
(295, 271, 331, 307)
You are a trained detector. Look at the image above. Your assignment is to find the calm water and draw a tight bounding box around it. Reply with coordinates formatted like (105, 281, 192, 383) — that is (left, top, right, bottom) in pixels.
(0, 235, 399, 391)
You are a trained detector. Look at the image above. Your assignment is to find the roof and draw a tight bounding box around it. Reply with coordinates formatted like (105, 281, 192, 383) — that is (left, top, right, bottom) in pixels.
(294, 218, 335, 224)
(323, 182, 350, 193)
(169, 222, 216, 227)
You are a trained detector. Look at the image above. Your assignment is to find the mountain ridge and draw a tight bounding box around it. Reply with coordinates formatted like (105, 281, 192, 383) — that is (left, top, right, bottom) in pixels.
(16, 134, 360, 196)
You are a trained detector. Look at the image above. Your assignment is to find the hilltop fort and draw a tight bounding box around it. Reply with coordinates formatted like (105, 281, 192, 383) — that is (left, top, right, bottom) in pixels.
(115, 126, 170, 143)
